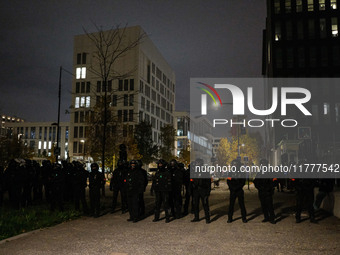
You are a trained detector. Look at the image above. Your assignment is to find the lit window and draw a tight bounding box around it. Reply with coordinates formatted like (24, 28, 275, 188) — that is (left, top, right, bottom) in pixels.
(43, 141, 47, 149)
(332, 17, 338, 37)
(319, 0, 325, 10)
(75, 97, 80, 108)
(48, 141, 52, 149)
(331, 0, 337, 9)
(76, 67, 86, 79)
(275, 22, 281, 41)
(80, 96, 85, 107)
(38, 141, 42, 149)
(335, 103, 340, 123)
(86, 96, 90, 107)
(308, 0, 314, 11)
(296, 0, 303, 12)
(324, 103, 330, 114)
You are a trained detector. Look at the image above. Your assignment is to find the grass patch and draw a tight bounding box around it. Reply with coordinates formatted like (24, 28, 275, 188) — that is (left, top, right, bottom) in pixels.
(0, 203, 81, 240)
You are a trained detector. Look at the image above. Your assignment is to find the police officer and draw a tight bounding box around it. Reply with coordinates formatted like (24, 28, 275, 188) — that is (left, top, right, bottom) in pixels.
(110, 160, 128, 214)
(191, 159, 211, 224)
(73, 161, 89, 214)
(151, 159, 172, 223)
(183, 163, 194, 215)
(295, 159, 317, 223)
(89, 163, 104, 217)
(126, 160, 145, 222)
(41, 160, 53, 202)
(254, 159, 276, 224)
(169, 159, 184, 219)
(50, 163, 65, 211)
(227, 159, 247, 223)
(137, 160, 148, 218)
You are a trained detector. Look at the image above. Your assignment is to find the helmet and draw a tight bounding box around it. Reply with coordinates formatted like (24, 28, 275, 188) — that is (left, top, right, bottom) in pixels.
(157, 159, 167, 168)
(130, 160, 137, 168)
(259, 158, 269, 166)
(91, 163, 99, 171)
(169, 159, 177, 167)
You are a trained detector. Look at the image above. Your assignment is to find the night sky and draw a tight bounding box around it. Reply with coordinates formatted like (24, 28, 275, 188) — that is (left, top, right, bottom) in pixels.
(0, 0, 266, 122)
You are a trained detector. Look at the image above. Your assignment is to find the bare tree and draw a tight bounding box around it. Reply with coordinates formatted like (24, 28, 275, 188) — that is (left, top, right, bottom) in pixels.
(83, 24, 146, 174)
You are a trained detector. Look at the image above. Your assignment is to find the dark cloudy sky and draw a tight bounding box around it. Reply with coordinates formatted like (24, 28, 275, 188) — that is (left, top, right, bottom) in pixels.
(0, 0, 266, 122)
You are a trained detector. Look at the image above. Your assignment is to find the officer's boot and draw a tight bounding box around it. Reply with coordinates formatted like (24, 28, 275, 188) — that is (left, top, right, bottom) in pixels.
(165, 209, 170, 223)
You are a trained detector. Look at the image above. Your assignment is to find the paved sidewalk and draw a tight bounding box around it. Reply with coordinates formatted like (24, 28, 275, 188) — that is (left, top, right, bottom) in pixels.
(0, 183, 339, 255)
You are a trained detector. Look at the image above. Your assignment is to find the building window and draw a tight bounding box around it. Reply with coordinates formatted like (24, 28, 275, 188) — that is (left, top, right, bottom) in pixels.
(74, 127, 78, 138)
(73, 142, 78, 154)
(319, 0, 325, 10)
(124, 80, 128, 91)
(331, 0, 337, 9)
(146, 100, 150, 112)
(123, 125, 127, 137)
(320, 18, 327, 38)
(285, 0, 291, 13)
(75, 97, 80, 108)
(298, 48, 305, 67)
(308, 0, 314, 11)
(119, 80, 123, 91)
(74, 112, 79, 123)
(129, 110, 133, 122)
(80, 96, 85, 107)
(80, 111, 85, 123)
(79, 127, 84, 138)
(108, 80, 112, 92)
(275, 22, 281, 41)
(129, 94, 134, 106)
(274, 0, 280, 13)
(309, 47, 317, 67)
(297, 20, 304, 39)
(77, 53, 81, 65)
(141, 97, 145, 109)
(308, 19, 315, 39)
(335, 103, 340, 123)
(118, 110, 122, 122)
(97, 81, 101, 92)
(124, 94, 128, 106)
(324, 103, 331, 123)
(86, 96, 90, 107)
(296, 0, 303, 12)
(332, 17, 338, 37)
(286, 21, 292, 40)
(81, 82, 85, 93)
(86, 82, 90, 93)
(112, 95, 117, 106)
(130, 79, 134, 90)
(76, 67, 86, 79)
(30, 127, 35, 139)
(76, 82, 80, 93)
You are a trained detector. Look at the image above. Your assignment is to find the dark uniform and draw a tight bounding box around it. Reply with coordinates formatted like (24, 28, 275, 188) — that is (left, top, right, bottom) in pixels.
(183, 163, 193, 215)
(73, 162, 89, 214)
(169, 159, 184, 219)
(137, 160, 148, 217)
(314, 178, 335, 210)
(151, 159, 172, 223)
(227, 159, 247, 223)
(254, 159, 276, 224)
(6, 159, 24, 209)
(89, 163, 104, 217)
(126, 160, 145, 222)
(41, 160, 52, 202)
(110, 160, 128, 213)
(50, 163, 65, 211)
(0, 165, 4, 207)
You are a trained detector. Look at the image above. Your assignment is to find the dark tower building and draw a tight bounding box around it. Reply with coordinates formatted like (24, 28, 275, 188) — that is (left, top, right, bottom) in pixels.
(263, 0, 340, 165)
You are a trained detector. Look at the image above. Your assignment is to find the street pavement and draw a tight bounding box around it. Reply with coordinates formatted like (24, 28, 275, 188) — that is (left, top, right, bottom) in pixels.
(0, 182, 339, 255)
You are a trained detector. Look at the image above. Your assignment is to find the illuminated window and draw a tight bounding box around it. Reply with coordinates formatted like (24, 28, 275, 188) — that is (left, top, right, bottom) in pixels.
(335, 103, 340, 123)
(331, 0, 337, 9)
(296, 0, 303, 12)
(38, 141, 42, 149)
(332, 17, 338, 37)
(274, 0, 280, 13)
(48, 141, 52, 149)
(308, 0, 314, 11)
(80, 96, 85, 107)
(43, 141, 47, 150)
(275, 22, 281, 41)
(75, 97, 80, 108)
(324, 103, 331, 123)
(285, 0, 291, 13)
(319, 0, 325, 10)
(76, 67, 86, 79)
(320, 18, 327, 38)
(86, 96, 90, 107)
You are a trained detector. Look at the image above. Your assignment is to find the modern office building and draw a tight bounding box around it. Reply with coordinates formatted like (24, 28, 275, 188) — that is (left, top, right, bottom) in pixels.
(4, 122, 69, 161)
(70, 26, 175, 161)
(263, 0, 340, 165)
(1, 114, 24, 137)
(174, 111, 213, 164)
